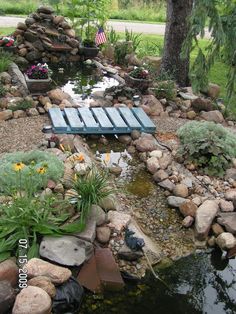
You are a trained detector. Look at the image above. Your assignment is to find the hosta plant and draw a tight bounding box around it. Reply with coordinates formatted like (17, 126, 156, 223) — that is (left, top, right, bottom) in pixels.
(177, 121, 236, 177)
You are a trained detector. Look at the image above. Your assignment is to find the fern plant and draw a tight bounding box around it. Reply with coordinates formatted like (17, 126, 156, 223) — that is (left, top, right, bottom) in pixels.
(177, 121, 236, 177)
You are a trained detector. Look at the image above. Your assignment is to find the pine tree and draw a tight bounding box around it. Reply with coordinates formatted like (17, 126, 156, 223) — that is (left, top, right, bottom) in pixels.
(182, 0, 236, 102)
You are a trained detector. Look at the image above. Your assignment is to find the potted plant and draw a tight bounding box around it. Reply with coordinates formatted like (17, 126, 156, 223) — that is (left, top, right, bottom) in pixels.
(125, 66, 152, 91)
(24, 63, 52, 93)
(0, 36, 16, 53)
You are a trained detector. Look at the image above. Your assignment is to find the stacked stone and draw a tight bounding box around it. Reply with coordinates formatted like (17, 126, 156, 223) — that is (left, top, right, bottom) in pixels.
(14, 6, 80, 65)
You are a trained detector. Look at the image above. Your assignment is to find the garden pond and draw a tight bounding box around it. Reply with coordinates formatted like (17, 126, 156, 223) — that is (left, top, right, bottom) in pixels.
(83, 138, 236, 314)
(49, 62, 119, 105)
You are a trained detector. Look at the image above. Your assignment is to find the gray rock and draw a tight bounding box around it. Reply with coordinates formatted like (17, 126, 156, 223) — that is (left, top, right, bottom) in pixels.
(134, 133, 158, 152)
(99, 195, 118, 211)
(40, 235, 93, 266)
(217, 212, 236, 234)
(149, 150, 163, 158)
(118, 135, 132, 145)
(37, 5, 55, 14)
(225, 189, 236, 201)
(118, 243, 143, 261)
(158, 179, 175, 192)
(225, 168, 236, 181)
(173, 184, 189, 198)
(89, 205, 106, 226)
(219, 199, 234, 212)
(167, 196, 186, 208)
(0, 72, 11, 84)
(141, 94, 164, 116)
(178, 92, 198, 100)
(153, 169, 169, 182)
(0, 281, 15, 313)
(182, 216, 194, 228)
(195, 200, 219, 240)
(107, 211, 131, 233)
(159, 153, 172, 170)
(109, 165, 122, 176)
(26, 50, 42, 62)
(96, 226, 111, 244)
(146, 156, 160, 174)
(12, 286, 52, 314)
(75, 218, 96, 243)
(181, 177, 193, 188)
(131, 130, 141, 140)
(28, 108, 39, 116)
(200, 110, 224, 123)
(216, 232, 236, 250)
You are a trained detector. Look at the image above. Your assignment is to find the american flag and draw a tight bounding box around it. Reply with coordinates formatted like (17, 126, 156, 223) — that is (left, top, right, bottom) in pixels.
(95, 27, 107, 46)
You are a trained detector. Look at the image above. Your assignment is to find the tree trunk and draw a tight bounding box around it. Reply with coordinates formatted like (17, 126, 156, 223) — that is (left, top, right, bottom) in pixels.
(160, 0, 193, 86)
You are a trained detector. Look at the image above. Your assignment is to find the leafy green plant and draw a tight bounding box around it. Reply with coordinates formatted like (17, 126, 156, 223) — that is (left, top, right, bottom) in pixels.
(8, 99, 33, 112)
(73, 167, 113, 229)
(0, 50, 13, 72)
(0, 150, 64, 195)
(177, 121, 236, 177)
(0, 195, 84, 262)
(125, 28, 142, 52)
(107, 27, 120, 44)
(154, 80, 176, 100)
(114, 41, 131, 65)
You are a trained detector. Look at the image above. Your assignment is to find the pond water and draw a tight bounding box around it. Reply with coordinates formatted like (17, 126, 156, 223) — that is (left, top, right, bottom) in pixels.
(85, 138, 236, 314)
(49, 62, 119, 106)
(81, 251, 236, 314)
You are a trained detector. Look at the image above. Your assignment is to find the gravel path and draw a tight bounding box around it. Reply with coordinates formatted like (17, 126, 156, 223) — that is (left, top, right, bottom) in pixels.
(0, 115, 49, 154)
(152, 116, 188, 133)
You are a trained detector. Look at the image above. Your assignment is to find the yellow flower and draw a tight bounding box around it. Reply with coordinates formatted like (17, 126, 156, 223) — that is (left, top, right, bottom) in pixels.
(36, 167, 47, 174)
(13, 162, 25, 172)
(104, 153, 110, 165)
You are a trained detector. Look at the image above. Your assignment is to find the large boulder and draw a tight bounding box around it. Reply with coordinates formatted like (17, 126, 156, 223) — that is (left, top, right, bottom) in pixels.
(39, 236, 93, 266)
(12, 286, 52, 314)
(26, 258, 71, 284)
(47, 88, 71, 104)
(195, 200, 219, 240)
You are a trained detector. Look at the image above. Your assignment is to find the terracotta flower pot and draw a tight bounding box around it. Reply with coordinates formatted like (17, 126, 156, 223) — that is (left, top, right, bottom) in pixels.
(24, 74, 52, 94)
(124, 73, 152, 91)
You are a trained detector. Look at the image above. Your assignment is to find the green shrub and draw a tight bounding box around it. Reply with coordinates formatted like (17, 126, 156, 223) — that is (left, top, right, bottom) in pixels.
(0, 150, 64, 195)
(177, 121, 236, 176)
(114, 41, 131, 65)
(0, 50, 13, 72)
(8, 99, 33, 112)
(73, 167, 113, 229)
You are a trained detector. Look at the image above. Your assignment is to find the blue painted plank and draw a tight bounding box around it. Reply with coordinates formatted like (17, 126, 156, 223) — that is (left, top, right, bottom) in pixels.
(132, 108, 156, 132)
(104, 107, 128, 131)
(118, 107, 142, 130)
(91, 108, 114, 130)
(78, 108, 99, 131)
(64, 108, 84, 131)
(49, 108, 68, 131)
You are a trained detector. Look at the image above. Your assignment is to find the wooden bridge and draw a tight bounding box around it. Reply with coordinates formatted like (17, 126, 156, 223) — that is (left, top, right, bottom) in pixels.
(49, 107, 156, 134)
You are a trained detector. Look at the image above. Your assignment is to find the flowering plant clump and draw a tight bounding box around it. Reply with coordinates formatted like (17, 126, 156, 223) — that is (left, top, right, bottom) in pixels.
(26, 63, 49, 79)
(129, 66, 149, 79)
(0, 36, 15, 47)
